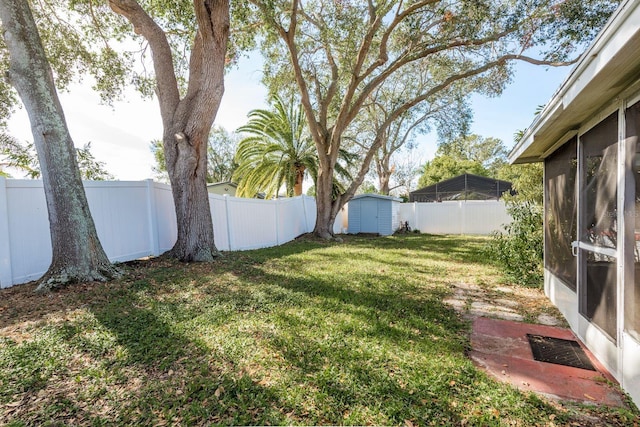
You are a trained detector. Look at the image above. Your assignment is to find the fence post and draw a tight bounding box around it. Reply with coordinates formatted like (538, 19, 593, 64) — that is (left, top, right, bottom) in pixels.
(275, 198, 280, 245)
(413, 202, 418, 232)
(224, 195, 234, 251)
(146, 179, 160, 256)
(301, 195, 310, 233)
(0, 177, 13, 288)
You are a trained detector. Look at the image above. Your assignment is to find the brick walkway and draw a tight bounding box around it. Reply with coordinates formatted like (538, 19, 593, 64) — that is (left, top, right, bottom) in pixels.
(444, 281, 627, 407)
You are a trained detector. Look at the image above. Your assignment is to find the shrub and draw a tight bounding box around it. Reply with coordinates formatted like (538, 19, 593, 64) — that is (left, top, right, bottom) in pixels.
(488, 201, 543, 287)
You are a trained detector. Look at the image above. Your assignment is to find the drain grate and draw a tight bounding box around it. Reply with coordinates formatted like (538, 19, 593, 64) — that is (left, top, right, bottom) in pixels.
(527, 334, 596, 371)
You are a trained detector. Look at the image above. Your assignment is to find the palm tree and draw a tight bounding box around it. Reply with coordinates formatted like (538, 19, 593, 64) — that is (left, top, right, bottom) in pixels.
(234, 96, 317, 198)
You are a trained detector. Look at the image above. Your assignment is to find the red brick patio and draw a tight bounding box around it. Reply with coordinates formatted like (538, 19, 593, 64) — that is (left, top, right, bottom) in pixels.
(469, 317, 626, 407)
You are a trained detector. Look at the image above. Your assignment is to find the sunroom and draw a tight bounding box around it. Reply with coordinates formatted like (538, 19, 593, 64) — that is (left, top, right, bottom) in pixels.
(508, 0, 640, 406)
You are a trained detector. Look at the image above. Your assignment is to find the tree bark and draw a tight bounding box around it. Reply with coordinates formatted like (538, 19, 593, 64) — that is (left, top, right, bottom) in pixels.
(376, 149, 392, 195)
(0, 0, 121, 292)
(293, 164, 305, 196)
(378, 172, 391, 196)
(109, 0, 229, 261)
(313, 149, 340, 238)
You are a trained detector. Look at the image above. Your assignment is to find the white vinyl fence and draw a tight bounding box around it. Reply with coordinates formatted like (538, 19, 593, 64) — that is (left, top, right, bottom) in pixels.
(397, 200, 511, 235)
(0, 178, 340, 288)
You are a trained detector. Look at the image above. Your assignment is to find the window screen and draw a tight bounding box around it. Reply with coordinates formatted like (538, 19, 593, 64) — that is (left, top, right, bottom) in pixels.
(580, 111, 618, 339)
(626, 101, 640, 341)
(544, 138, 577, 290)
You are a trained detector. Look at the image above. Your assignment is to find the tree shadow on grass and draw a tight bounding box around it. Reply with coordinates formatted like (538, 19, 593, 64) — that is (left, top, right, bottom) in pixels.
(211, 263, 525, 425)
(87, 295, 293, 425)
(0, 280, 293, 426)
(0, 234, 527, 425)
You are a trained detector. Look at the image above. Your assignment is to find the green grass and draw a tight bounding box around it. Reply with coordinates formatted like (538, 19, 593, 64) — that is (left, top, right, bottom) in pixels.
(0, 234, 637, 426)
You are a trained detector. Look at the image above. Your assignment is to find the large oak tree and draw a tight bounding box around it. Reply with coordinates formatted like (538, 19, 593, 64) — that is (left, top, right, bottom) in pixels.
(0, 0, 120, 291)
(3, 0, 237, 263)
(251, 0, 619, 238)
(349, 71, 472, 195)
(107, 0, 230, 261)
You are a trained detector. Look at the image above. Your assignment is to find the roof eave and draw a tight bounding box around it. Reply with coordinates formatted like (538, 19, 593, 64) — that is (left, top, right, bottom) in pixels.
(508, 0, 640, 164)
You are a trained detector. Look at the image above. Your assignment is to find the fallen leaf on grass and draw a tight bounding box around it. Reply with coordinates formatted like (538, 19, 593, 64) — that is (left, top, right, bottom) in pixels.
(214, 385, 225, 398)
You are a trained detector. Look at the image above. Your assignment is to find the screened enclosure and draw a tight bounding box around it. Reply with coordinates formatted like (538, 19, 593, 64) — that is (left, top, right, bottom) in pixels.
(579, 112, 619, 340)
(544, 137, 577, 291)
(510, 0, 640, 405)
(409, 174, 513, 202)
(543, 103, 640, 342)
(626, 101, 640, 343)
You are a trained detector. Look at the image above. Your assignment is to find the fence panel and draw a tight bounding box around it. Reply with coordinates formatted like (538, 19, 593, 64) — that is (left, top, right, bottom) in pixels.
(153, 182, 177, 253)
(461, 201, 512, 234)
(4, 180, 51, 285)
(227, 197, 279, 250)
(333, 207, 345, 235)
(85, 181, 154, 261)
(304, 195, 317, 233)
(398, 200, 511, 235)
(277, 197, 306, 244)
(209, 194, 231, 251)
(420, 202, 464, 234)
(0, 180, 329, 288)
(0, 178, 11, 288)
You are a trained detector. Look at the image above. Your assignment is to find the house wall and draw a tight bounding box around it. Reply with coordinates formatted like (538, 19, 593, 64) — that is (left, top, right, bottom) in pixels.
(0, 178, 340, 288)
(542, 93, 640, 407)
(207, 184, 237, 196)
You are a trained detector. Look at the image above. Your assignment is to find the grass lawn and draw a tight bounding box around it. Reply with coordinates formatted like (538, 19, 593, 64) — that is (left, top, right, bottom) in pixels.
(0, 234, 638, 426)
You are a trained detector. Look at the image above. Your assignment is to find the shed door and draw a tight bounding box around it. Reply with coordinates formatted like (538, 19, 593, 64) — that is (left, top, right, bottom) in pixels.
(360, 199, 379, 233)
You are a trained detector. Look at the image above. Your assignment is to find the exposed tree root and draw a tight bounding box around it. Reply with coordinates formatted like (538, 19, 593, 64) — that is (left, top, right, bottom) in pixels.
(314, 231, 335, 240)
(166, 246, 221, 263)
(35, 263, 124, 293)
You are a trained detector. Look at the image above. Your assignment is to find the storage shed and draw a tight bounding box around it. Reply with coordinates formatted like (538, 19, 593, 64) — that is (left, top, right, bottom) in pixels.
(347, 194, 402, 236)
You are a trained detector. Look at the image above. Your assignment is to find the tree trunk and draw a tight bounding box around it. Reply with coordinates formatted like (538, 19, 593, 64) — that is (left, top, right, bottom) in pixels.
(164, 127, 217, 261)
(294, 164, 305, 196)
(109, 0, 229, 262)
(313, 154, 339, 238)
(0, 0, 120, 292)
(312, 130, 383, 239)
(377, 155, 392, 195)
(379, 175, 391, 195)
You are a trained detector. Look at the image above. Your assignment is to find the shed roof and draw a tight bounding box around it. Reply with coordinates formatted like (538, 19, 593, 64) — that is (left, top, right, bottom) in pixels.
(351, 194, 402, 202)
(409, 174, 512, 202)
(509, 0, 640, 163)
(207, 181, 238, 188)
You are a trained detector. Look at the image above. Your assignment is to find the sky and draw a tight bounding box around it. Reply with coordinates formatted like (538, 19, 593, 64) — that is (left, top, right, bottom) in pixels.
(6, 53, 573, 181)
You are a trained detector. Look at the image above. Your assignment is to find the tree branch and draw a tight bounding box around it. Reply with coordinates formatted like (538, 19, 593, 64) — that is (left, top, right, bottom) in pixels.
(108, 0, 180, 125)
